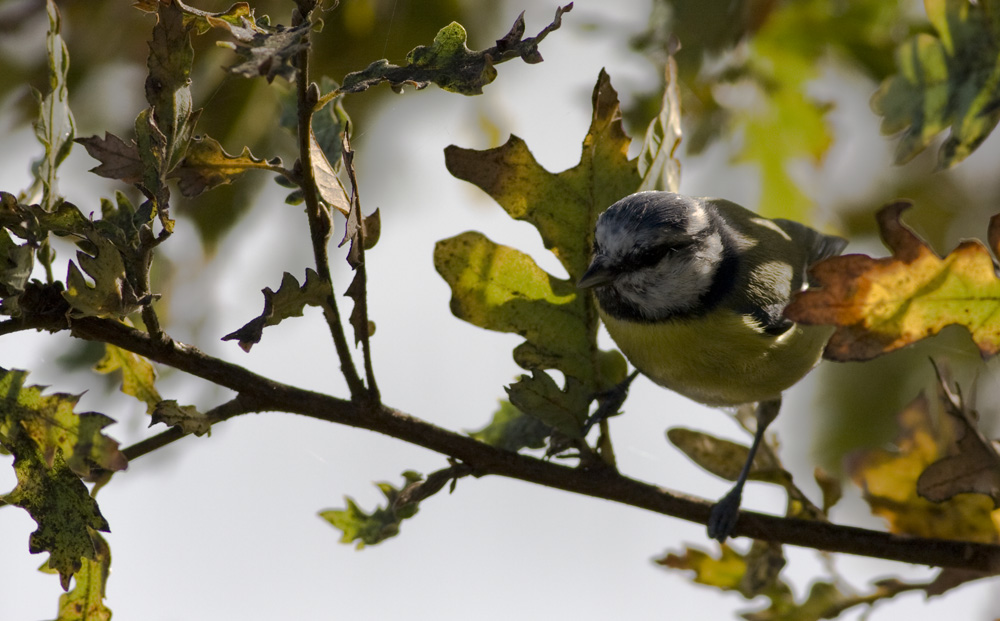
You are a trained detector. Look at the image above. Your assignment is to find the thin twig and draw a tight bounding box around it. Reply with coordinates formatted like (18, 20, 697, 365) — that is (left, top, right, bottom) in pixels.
(120, 397, 256, 462)
(340, 134, 379, 401)
(292, 8, 365, 398)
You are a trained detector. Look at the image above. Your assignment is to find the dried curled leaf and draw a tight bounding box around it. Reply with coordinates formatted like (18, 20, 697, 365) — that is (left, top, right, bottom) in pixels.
(137, 0, 265, 40)
(222, 20, 311, 83)
(310, 128, 350, 216)
(916, 364, 1000, 507)
(340, 4, 573, 95)
(33, 0, 75, 211)
(222, 269, 332, 352)
(637, 49, 681, 193)
(786, 201, 1000, 361)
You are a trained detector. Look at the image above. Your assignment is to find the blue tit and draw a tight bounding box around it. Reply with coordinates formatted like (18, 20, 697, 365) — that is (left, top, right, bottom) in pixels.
(577, 191, 847, 542)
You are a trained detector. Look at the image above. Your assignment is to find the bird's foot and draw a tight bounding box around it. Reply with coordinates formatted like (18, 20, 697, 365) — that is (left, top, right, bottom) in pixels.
(582, 370, 639, 435)
(707, 487, 743, 542)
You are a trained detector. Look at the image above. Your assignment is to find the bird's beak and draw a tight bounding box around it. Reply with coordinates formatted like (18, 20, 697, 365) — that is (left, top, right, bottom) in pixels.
(577, 259, 615, 289)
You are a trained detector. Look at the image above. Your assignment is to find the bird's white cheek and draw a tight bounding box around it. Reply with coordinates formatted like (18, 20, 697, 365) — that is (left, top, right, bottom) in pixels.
(617, 258, 712, 316)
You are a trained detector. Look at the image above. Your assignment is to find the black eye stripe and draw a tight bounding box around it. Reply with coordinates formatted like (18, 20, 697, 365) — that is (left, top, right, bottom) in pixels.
(629, 241, 691, 268)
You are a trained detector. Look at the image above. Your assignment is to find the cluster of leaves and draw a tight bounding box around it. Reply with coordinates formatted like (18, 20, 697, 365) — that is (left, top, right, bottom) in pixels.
(632, 0, 906, 221)
(326, 54, 686, 544)
(634, 0, 1000, 223)
(872, 0, 1000, 168)
(0, 0, 576, 615)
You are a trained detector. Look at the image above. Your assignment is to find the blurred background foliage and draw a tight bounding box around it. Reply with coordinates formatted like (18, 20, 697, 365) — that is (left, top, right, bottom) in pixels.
(2, 0, 999, 481)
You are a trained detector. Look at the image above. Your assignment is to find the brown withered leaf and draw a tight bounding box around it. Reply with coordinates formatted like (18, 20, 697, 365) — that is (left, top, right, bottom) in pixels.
(786, 201, 1000, 361)
(846, 391, 1000, 543)
(75, 133, 143, 184)
(916, 363, 1000, 507)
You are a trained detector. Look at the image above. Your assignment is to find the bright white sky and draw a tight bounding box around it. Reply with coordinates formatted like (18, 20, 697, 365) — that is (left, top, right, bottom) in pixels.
(1, 0, 999, 619)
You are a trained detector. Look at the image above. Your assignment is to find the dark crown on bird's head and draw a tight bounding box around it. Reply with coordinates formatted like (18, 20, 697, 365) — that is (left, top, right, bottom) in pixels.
(592, 192, 711, 262)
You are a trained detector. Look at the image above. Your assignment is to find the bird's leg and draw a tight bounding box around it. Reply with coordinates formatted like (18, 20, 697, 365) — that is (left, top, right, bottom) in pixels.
(707, 397, 781, 542)
(582, 370, 640, 436)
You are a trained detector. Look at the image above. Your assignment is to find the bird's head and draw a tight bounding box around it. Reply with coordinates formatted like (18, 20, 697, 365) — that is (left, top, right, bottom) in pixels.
(578, 192, 726, 321)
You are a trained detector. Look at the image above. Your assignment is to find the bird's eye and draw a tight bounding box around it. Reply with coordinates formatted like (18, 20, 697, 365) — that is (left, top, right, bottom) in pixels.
(631, 244, 672, 268)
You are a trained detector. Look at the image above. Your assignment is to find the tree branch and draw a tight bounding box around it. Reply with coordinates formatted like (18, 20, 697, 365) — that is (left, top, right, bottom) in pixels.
(120, 396, 257, 462)
(64, 315, 1000, 573)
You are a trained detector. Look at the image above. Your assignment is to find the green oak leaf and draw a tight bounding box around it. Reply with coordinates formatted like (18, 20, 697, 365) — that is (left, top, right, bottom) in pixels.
(5, 451, 109, 591)
(506, 371, 590, 438)
(95, 191, 150, 252)
(0, 193, 93, 248)
(50, 531, 112, 620)
(468, 399, 551, 452)
(171, 135, 282, 197)
(222, 269, 333, 352)
(873, 0, 1000, 167)
(62, 234, 140, 319)
(434, 232, 594, 383)
(443, 69, 639, 281)
(0, 229, 34, 299)
(150, 400, 211, 436)
(94, 344, 161, 415)
(340, 4, 572, 96)
(435, 70, 635, 434)
(0, 367, 127, 478)
(320, 472, 424, 549)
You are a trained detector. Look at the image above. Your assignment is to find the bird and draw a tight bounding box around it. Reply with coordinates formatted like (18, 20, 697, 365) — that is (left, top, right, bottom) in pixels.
(577, 191, 847, 542)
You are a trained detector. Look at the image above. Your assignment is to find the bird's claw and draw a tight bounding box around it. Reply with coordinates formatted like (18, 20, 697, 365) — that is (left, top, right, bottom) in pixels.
(707, 487, 743, 542)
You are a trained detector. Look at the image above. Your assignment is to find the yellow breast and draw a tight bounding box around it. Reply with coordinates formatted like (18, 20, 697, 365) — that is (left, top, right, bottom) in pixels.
(598, 308, 833, 407)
